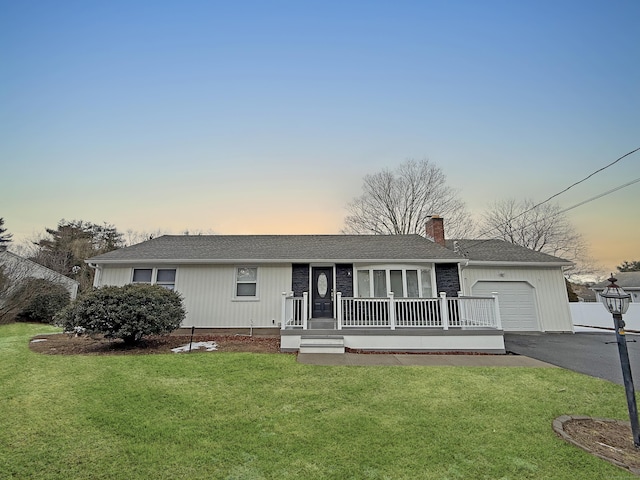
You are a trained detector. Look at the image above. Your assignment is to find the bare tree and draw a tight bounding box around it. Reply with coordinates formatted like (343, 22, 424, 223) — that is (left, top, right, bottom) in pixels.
(343, 159, 474, 238)
(479, 198, 597, 277)
(181, 228, 216, 236)
(123, 228, 177, 246)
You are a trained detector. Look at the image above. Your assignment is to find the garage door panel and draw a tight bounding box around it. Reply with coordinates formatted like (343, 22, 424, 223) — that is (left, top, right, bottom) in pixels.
(472, 281, 539, 331)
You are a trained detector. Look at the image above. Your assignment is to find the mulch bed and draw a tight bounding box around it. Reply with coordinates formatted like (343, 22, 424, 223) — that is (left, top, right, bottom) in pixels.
(554, 416, 640, 475)
(29, 333, 282, 355)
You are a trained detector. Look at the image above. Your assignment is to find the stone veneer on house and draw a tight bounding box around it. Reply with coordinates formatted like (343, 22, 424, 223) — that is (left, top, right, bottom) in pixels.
(435, 263, 461, 297)
(335, 264, 354, 297)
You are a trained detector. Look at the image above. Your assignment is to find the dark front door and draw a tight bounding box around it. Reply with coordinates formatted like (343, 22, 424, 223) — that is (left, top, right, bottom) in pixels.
(311, 267, 334, 318)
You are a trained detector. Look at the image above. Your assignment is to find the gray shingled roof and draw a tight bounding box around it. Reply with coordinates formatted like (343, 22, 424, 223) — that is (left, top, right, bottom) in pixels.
(592, 272, 640, 289)
(88, 235, 464, 264)
(445, 239, 572, 264)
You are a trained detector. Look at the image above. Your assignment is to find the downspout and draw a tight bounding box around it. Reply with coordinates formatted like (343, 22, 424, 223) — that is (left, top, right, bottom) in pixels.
(87, 262, 102, 288)
(457, 259, 469, 296)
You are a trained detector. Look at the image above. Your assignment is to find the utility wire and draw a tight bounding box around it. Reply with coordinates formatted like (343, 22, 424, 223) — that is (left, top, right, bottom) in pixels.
(458, 175, 640, 256)
(556, 176, 640, 215)
(469, 146, 640, 243)
(536, 146, 639, 207)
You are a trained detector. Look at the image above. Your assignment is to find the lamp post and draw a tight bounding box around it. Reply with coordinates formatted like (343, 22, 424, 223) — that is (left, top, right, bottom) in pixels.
(600, 275, 639, 448)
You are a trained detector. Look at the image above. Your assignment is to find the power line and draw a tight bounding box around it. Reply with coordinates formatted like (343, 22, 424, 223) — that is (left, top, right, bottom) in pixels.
(459, 175, 640, 256)
(538, 146, 639, 206)
(557, 176, 640, 215)
(472, 146, 640, 241)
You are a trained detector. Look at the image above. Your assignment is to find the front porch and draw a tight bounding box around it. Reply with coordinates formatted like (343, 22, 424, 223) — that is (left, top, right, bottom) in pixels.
(280, 292, 505, 354)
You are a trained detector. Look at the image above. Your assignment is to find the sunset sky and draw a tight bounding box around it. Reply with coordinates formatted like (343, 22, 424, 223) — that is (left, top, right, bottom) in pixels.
(1, 0, 638, 273)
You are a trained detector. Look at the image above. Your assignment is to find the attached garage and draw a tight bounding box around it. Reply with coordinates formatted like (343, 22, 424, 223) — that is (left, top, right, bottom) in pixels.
(450, 239, 574, 333)
(472, 281, 539, 331)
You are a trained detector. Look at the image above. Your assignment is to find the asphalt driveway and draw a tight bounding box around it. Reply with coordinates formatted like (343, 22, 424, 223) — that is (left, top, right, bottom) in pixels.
(504, 332, 640, 387)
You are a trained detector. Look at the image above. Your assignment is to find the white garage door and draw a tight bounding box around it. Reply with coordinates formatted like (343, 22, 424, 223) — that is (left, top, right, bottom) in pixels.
(472, 281, 539, 331)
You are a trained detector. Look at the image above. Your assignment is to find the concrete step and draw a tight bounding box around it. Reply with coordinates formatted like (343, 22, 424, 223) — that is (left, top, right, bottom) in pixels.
(308, 318, 337, 329)
(299, 335, 345, 354)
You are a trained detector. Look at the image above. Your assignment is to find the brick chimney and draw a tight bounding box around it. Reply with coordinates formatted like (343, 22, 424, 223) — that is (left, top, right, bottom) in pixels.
(425, 215, 445, 246)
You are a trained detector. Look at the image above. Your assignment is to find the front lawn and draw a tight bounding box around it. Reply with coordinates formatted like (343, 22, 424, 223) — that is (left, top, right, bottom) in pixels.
(0, 323, 635, 479)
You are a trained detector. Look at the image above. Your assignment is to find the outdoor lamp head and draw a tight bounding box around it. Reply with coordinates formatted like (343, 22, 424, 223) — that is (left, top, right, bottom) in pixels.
(600, 275, 631, 315)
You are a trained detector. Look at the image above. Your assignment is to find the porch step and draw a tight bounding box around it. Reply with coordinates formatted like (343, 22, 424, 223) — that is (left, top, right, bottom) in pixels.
(299, 335, 345, 354)
(308, 318, 337, 330)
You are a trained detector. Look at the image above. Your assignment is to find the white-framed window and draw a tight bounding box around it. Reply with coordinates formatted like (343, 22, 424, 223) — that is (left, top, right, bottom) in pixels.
(156, 269, 177, 290)
(132, 268, 177, 290)
(355, 266, 433, 298)
(235, 266, 258, 298)
(132, 268, 153, 283)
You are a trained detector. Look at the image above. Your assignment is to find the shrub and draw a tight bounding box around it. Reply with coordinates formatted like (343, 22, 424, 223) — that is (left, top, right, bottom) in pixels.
(7, 278, 70, 323)
(58, 284, 186, 345)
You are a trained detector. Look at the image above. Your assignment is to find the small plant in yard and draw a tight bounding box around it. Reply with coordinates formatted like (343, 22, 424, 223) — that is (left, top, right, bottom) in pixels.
(58, 284, 186, 345)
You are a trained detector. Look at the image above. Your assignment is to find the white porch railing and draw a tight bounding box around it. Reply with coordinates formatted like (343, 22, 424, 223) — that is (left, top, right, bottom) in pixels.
(280, 291, 308, 329)
(282, 291, 502, 330)
(447, 295, 502, 329)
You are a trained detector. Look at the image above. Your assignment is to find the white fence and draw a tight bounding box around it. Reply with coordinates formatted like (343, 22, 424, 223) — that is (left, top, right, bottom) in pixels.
(570, 303, 640, 332)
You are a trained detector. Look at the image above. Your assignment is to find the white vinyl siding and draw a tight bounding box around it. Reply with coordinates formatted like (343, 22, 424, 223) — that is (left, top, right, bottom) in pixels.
(462, 266, 572, 332)
(97, 267, 133, 287)
(175, 264, 291, 328)
(96, 263, 291, 328)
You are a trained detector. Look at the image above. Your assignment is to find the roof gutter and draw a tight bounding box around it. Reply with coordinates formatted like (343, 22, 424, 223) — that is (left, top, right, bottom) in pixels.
(462, 260, 573, 268)
(86, 258, 468, 265)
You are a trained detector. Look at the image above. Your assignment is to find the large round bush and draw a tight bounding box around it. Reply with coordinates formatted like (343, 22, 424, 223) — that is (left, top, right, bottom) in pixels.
(59, 284, 186, 345)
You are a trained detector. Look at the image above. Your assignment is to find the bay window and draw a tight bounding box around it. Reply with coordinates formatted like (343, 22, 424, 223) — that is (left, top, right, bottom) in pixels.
(357, 270, 370, 297)
(356, 266, 433, 298)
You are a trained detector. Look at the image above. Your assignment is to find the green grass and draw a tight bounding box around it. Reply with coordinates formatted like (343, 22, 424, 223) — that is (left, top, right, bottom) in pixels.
(0, 323, 636, 479)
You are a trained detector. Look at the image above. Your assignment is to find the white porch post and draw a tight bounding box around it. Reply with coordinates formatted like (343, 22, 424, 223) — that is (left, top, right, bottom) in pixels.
(388, 292, 396, 330)
(302, 292, 309, 330)
(302, 291, 309, 330)
(440, 292, 449, 330)
(492, 292, 502, 330)
(337, 291, 343, 330)
(281, 292, 287, 330)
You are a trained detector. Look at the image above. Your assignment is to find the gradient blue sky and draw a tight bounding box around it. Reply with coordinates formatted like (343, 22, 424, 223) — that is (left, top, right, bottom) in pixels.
(1, 0, 638, 271)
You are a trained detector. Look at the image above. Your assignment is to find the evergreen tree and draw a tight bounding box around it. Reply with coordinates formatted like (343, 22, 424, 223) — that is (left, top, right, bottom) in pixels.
(0, 218, 12, 246)
(32, 220, 124, 291)
(617, 260, 640, 272)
